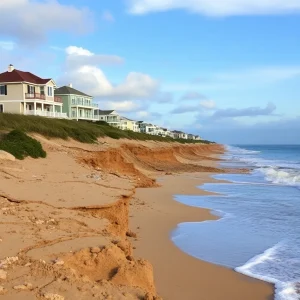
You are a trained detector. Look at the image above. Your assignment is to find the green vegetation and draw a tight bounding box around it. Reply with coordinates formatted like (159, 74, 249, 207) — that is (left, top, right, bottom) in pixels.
(0, 129, 46, 160)
(0, 113, 213, 144)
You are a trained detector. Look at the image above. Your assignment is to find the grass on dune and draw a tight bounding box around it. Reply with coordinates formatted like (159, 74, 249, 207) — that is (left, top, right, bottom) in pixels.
(0, 113, 213, 144)
(0, 129, 47, 160)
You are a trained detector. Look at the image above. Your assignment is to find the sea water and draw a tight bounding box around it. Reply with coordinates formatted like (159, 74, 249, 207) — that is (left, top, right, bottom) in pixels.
(171, 145, 300, 300)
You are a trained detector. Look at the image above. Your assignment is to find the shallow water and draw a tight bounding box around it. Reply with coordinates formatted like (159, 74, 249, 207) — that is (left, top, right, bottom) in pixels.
(171, 145, 300, 300)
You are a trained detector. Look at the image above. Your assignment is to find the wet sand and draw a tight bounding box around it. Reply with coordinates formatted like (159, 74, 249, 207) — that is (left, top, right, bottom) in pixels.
(131, 173, 274, 300)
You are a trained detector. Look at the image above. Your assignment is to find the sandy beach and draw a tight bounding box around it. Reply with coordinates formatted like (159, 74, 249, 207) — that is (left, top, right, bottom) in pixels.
(131, 174, 274, 300)
(0, 137, 274, 299)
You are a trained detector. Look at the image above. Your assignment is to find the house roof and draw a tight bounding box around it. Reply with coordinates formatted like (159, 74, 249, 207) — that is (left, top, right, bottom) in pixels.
(96, 110, 115, 115)
(0, 69, 51, 84)
(121, 117, 135, 122)
(172, 130, 184, 134)
(54, 86, 92, 97)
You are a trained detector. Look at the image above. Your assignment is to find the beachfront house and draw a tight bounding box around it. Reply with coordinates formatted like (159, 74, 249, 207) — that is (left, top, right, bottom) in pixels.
(139, 122, 157, 135)
(94, 109, 121, 127)
(0, 64, 66, 118)
(171, 130, 188, 139)
(161, 128, 172, 137)
(155, 127, 166, 137)
(119, 117, 140, 132)
(54, 84, 98, 121)
(171, 130, 181, 139)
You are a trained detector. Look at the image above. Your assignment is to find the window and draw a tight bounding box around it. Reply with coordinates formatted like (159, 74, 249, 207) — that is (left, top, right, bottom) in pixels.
(0, 85, 7, 96)
(47, 86, 53, 96)
(28, 85, 35, 95)
(0, 104, 3, 113)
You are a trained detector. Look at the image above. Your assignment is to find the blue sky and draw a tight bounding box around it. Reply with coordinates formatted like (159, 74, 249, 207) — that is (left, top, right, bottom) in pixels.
(0, 0, 300, 144)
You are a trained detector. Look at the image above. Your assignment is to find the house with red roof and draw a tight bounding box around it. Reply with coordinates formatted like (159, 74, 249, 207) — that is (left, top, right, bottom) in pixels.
(0, 65, 67, 118)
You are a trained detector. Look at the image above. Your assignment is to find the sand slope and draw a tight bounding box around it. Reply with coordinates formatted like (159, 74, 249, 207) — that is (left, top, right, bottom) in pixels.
(0, 137, 273, 299)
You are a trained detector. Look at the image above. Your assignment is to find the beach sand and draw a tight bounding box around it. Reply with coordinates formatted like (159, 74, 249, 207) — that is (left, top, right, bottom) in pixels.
(130, 173, 274, 300)
(0, 137, 274, 299)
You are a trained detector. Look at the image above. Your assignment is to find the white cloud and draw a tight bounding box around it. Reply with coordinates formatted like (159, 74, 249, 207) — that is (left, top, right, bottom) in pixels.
(66, 46, 94, 57)
(200, 99, 216, 109)
(0, 0, 93, 45)
(127, 0, 300, 16)
(101, 10, 115, 22)
(136, 111, 150, 118)
(0, 41, 16, 51)
(99, 100, 141, 112)
(65, 46, 124, 68)
(59, 46, 159, 100)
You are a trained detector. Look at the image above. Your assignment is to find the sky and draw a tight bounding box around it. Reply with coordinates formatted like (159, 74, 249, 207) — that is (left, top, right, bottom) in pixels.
(0, 0, 299, 144)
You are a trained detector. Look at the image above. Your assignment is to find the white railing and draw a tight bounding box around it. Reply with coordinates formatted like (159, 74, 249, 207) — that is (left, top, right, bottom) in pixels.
(25, 110, 68, 119)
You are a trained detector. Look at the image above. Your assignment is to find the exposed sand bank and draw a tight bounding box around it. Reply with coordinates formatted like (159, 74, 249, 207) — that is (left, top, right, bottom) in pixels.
(0, 137, 273, 299)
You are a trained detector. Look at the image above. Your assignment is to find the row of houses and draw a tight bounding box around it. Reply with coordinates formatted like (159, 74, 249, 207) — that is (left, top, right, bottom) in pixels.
(0, 65, 201, 140)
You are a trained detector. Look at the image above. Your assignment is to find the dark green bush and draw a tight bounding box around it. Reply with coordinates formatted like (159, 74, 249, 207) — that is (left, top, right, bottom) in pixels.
(0, 129, 47, 160)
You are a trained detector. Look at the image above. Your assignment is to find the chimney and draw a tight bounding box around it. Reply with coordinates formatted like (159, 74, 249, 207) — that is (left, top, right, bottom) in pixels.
(8, 64, 14, 72)
(69, 83, 72, 88)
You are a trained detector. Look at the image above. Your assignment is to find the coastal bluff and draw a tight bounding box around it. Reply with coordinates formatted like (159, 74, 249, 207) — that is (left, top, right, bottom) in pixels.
(0, 136, 224, 300)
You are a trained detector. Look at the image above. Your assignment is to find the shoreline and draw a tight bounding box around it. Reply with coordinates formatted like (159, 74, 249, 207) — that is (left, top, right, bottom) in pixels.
(131, 172, 275, 300)
(0, 139, 274, 299)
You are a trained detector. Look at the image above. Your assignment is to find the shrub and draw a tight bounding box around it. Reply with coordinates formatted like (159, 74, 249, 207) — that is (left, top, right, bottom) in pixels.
(0, 129, 47, 160)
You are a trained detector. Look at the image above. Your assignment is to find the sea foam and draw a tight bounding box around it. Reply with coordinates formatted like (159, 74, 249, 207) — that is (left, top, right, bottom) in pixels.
(236, 242, 300, 300)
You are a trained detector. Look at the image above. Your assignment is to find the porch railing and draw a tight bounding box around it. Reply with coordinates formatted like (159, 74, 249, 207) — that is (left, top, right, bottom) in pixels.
(24, 93, 62, 103)
(25, 93, 46, 100)
(54, 96, 63, 103)
(25, 110, 68, 119)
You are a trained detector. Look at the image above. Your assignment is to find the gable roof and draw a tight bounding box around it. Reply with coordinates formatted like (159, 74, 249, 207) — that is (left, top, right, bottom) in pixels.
(54, 86, 92, 97)
(96, 110, 115, 115)
(0, 69, 51, 84)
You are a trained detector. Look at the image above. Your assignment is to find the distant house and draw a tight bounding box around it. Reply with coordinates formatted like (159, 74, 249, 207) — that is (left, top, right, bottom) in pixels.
(54, 84, 98, 121)
(155, 127, 166, 137)
(187, 134, 194, 140)
(139, 123, 157, 135)
(0, 64, 66, 118)
(160, 128, 171, 137)
(94, 109, 121, 127)
(194, 135, 201, 140)
(171, 130, 188, 139)
(119, 117, 140, 132)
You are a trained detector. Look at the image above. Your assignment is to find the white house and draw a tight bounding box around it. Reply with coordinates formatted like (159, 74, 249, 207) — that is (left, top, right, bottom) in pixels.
(139, 122, 157, 135)
(94, 109, 121, 127)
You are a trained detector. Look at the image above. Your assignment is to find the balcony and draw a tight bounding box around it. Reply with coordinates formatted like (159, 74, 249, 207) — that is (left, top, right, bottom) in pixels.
(25, 93, 63, 103)
(54, 96, 63, 103)
(71, 100, 98, 108)
(25, 110, 68, 119)
(25, 93, 46, 100)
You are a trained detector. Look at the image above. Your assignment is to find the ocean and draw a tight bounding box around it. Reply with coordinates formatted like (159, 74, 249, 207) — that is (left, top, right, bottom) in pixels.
(171, 145, 300, 300)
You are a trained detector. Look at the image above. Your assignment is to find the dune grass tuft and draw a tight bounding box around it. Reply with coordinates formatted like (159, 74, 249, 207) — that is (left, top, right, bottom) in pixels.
(0, 129, 47, 160)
